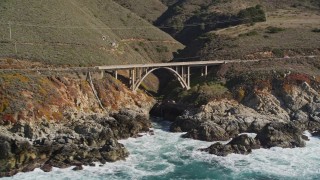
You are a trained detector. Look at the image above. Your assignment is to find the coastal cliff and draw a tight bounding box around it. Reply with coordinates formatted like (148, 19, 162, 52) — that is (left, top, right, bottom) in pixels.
(0, 72, 155, 177)
(154, 58, 320, 156)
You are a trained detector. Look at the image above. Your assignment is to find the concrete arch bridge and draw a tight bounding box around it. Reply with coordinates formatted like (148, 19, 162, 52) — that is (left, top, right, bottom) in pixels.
(96, 60, 256, 92)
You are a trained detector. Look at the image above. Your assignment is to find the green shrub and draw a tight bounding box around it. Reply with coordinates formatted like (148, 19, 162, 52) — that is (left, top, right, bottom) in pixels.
(265, 26, 285, 34)
(156, 45, 169, 53)
(272, 49, 285, 57)
(237, 5, 266, 24)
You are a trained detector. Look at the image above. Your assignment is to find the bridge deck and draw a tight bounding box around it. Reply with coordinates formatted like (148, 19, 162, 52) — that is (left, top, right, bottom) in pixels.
(96, 59, 257, 70)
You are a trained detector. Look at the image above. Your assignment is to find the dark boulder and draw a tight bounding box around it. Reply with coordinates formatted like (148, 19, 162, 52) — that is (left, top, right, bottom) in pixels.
(111, 109, 151, 139)
(40, 164, 53, 172)
(72, 165, 83, 171)
(201, 134, 260, 156)
(99, 140, 129, 162)
(256, 122, 306, 148)
(170, 118, 202, 132)
(150, 102, 185, 121)
(312, 131, 320, 137)
(183, 121, 229, 141)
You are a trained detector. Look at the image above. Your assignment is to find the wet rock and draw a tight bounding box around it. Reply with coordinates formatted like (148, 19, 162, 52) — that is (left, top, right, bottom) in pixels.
(312, 131, 320, 137)
(256, 122, 306, 148)
(170, 99, 291, 141)
(150, 102, 185, 121)
(170, 118, 202, 132)
(72, 165, 83, 171)
(40, 164, 53, 172)
(99, 140, 129, 162)
(111, 109, 151, 139)
(89, 162, 95, 167)
(301, 135, 310, 141)
(201, 134, 260, 156)
(149, 129, 155, 135)
(183, 121, 229, 141)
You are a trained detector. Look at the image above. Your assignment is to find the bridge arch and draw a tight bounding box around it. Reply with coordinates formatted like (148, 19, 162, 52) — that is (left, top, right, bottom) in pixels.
(133, 67, 190, 92)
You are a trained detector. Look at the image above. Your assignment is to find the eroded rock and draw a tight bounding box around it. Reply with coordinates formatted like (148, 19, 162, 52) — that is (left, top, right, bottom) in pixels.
(201, 134, 260, 156)
(182, 121, 230, 141)
(256, 122, 306, 148)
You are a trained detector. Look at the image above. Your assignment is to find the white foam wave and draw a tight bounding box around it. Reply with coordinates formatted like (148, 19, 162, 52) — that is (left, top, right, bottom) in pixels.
(191, 131, 320, 179)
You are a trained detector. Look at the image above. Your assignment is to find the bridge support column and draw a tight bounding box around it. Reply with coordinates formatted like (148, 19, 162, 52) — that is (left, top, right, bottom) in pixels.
(114, 70, 118, 80)
(187, 66, 190, 89)
(205, 66, 208, 76)
(137, 68, 142, 81)
(129, 69, 136, 91)
(201, 66, 208, 77)
(129, 69, 133, 87)
(100, 70, 104, 79)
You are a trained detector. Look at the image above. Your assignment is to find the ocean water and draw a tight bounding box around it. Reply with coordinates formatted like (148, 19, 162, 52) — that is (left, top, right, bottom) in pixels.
(3, 119, 320, 180)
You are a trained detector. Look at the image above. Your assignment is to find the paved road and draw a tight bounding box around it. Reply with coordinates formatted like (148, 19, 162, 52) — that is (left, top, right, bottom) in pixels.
(0, 56, 317, 72)
(96, 59, 259, 70)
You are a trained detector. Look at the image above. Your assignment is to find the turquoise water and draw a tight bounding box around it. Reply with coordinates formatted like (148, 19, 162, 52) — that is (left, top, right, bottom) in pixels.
(4, 120, 320, 180)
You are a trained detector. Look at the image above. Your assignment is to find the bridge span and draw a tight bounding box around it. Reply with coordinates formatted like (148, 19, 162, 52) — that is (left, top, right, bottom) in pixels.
(97, 59, 258, 92)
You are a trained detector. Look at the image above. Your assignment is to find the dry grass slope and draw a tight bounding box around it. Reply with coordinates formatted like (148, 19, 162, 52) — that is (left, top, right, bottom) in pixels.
(0, 0, 183, 66)
(113, 0, 168, 23)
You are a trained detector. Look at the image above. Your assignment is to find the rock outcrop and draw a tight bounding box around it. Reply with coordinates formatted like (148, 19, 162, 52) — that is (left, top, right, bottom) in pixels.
(169, 78, 320, 156)
(182, 121, 230, 141)
(0, 74, 155, 177)
(312, 131, 320, 137)
(201, 122, 306, 156)
(256, 122, 306, 148)
(201, 134, 260, 156)
(171, 99, 289, 141)
(0, 109, 152, 177)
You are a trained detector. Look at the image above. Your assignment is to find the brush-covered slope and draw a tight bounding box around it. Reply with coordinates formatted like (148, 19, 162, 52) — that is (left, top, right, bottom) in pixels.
(155, 0, 319, 44)
(176, 9, 320, 61)
(0, 0, 183, 66)
(113, 0, 167, 23)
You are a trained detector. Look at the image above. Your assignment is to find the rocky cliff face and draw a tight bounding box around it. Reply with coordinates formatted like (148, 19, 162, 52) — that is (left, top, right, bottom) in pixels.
(0, 72, 155, 177)
(167, 73, 320, 156)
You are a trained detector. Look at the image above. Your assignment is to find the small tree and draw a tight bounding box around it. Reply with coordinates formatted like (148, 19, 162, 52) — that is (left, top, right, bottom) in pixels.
(237, 5, 266, 24)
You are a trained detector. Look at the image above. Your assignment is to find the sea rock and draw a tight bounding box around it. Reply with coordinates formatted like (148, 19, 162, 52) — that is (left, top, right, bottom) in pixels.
(99, 140, 129, 162)
(111, 109, 151, 139)
(170, 99, 289, 141)
(40, 164, 53, 172)
(182, 121, 230, 141)
(312, 131, 320, 137)
(170, 117, 203, 132)
(72, 165, 83, 171)
(201, 134, 260, 156)
(256, 122, 306, 148)
(0, 134, 44, 176)
(0, 109, 149, 176)
(150, 102, 186, 121)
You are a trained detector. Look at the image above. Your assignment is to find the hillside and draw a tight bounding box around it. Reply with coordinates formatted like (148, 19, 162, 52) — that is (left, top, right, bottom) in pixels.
(113, 0, 167, 23)
(155, 0, 320, 44)
(0, 0, 183, 66)
(175, 9, 320, 61)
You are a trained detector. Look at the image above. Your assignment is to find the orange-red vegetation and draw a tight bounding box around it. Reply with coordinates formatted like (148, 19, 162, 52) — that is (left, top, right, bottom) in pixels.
(2, 114, 16, 124)
(253, 79, 272, 91)
(0, 72, 153, 124)
(285, 73, 311, 85)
